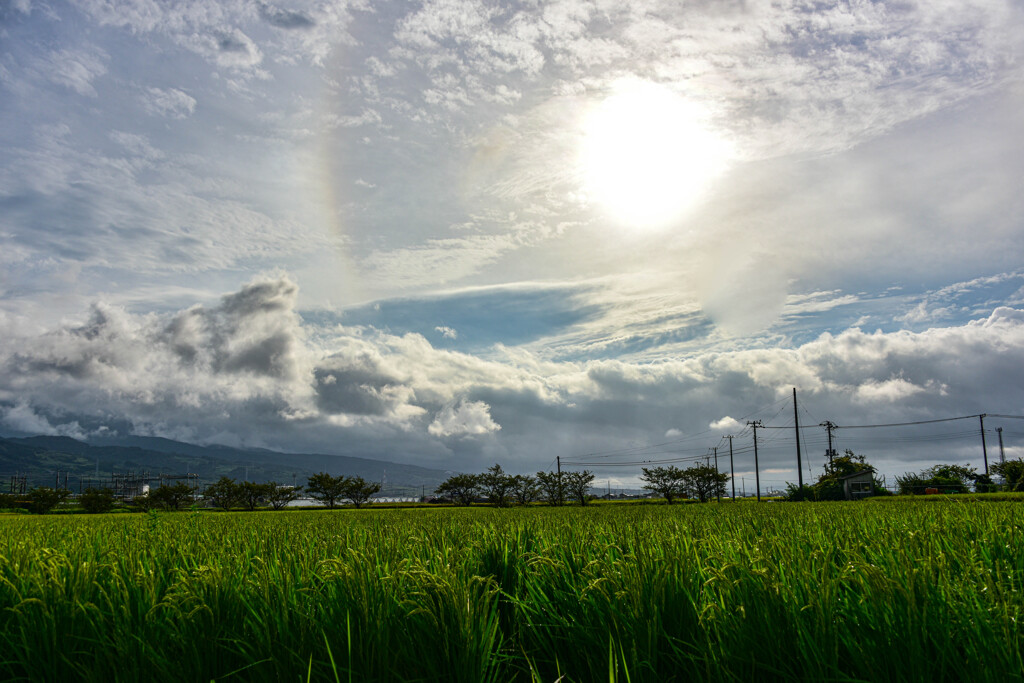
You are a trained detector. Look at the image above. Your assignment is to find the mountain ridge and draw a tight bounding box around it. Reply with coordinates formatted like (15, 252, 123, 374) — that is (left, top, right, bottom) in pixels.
(0, 434, 454, 492)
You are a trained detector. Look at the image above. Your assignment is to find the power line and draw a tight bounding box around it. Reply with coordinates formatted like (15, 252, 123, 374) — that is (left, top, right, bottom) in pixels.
(835, 414, 981, 429)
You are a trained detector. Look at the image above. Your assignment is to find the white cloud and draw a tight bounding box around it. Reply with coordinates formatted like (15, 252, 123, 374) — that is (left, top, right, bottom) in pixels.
(434, 326, 458, 340)
(0, 401, 86, 439)
(709, 416, 742, 432)
(37, 47, 108, 97)
(142, 87, 197, 119)
(1, 277, 1022, 475)
(428, 399, 501, 437)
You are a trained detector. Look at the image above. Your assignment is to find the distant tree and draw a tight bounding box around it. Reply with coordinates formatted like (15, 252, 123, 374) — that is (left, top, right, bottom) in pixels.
(564, 470, 596, 506)
(306, 472, 348, 509)
(479, 464, 514, 507)
(814, 450, 879, 500)
(79, 487, 116, 514)
(203, 476, 241, 510)
(974, 474, 997, 494)
(238, 481, 272, 511)
(26, 487, 70, 515)
(683, 464, 729, 503)
(265, 482, 303, 510)
(311, 473, 350, 508)
(510, 474, 540, 506)
(342, 476, 381, 508)
(435, 474, 481, 506)
(535, 470, 566, 506)
(131, 491, 157, 511)
(640, 465, 689, 504)
(992, 458, 1024, 491)
(150, 482, 195, 510)
(896, 463, 978, 495)
(0, 493, 15, 510)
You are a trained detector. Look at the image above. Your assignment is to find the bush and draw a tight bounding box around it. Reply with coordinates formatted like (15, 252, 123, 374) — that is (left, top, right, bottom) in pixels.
(784, 484, 816, 502)
(26, 487, 70, 515)
(79, 487, 116, 514)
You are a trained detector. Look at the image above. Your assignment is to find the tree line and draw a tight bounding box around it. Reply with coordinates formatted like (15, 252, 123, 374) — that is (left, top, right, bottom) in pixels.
(434, 465, 597, 506)
(434, 462, 730, 506)
(0, 472, 382, 515)
(785, 451, 1024, 501)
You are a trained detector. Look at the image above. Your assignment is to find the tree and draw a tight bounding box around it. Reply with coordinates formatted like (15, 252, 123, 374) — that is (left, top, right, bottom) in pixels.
(510, 474, 540, 506)
(79, 487, 116, 514)
(266, 482, 303, 510)
(479, 464, 514, 507)
(564, 470, 596, 506)
(683, 464, 729, 503)
(203, 476, 241, 510)
(992, 458, 1024, 491)
(640, 465, 689, 504)
(535, 470, 565, 506)
(896, 463, 978, 495)
(435, 474, 481, 506)
(150, 482, 195, 510)
(306, 472, 348, 509)
(239, 481, 272, 511)
(342, 476, 381, 508)
(813, 450, 878, 500)
(26, 487, 70, 515)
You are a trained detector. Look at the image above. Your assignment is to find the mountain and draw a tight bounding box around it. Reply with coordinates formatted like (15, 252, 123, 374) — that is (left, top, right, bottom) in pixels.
(0, 434, 454, 495)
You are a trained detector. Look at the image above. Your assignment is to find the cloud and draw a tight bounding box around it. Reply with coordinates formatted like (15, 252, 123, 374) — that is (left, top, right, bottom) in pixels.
(190, 28, 264, 70)
(37, 47, 108, 97)
(434, 326, 458, 340)
(141, 87, 197, 119)
(709, 416, 742, 432)
(428, 399, 501, 437)
(1, 277, 1022, 477)
(258, 2, 316, 30)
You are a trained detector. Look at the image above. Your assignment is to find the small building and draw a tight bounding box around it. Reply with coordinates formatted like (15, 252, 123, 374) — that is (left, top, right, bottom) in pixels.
(839, 471, 875, 500)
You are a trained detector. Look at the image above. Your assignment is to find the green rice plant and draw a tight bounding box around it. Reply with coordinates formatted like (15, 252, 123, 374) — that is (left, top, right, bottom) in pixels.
(0, 502, 1021, 681)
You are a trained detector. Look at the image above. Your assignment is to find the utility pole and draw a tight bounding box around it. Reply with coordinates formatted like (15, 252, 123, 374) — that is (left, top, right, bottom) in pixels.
(556, 456, 562, 506)
(997, 427, 1005, 464)
(793, 388, 803, 488)
(980, 414, 989, 476)
(727, 435, 736, 500)
(820, 421, 837, 467)
(712, 446, 720, 503)
(747, 420, 763, 502)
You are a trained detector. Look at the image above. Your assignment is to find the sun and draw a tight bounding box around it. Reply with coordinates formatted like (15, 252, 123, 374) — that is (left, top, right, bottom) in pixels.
(579, 80, 733, 230)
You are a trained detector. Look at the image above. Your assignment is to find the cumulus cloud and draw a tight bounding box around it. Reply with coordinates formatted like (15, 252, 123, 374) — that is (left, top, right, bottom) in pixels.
(428, 399, 501, 437)
(709, 416, 742, 432)
(1, 277, 1022, 477)
(434, 326, 458, 340)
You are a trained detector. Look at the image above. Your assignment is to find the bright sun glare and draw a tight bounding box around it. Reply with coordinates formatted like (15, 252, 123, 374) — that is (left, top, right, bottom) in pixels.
(580, 80, 733, 230)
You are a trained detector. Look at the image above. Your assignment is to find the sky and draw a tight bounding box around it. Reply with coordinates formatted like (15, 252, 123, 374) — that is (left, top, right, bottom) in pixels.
(2, 0, 1024, 492)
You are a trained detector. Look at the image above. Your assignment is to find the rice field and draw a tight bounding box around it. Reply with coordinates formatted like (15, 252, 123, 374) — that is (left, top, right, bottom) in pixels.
(0, 501, 1022, 682)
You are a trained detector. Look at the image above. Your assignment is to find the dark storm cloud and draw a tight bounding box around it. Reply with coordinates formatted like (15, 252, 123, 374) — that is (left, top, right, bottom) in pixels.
(313, 362, 402, 416)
